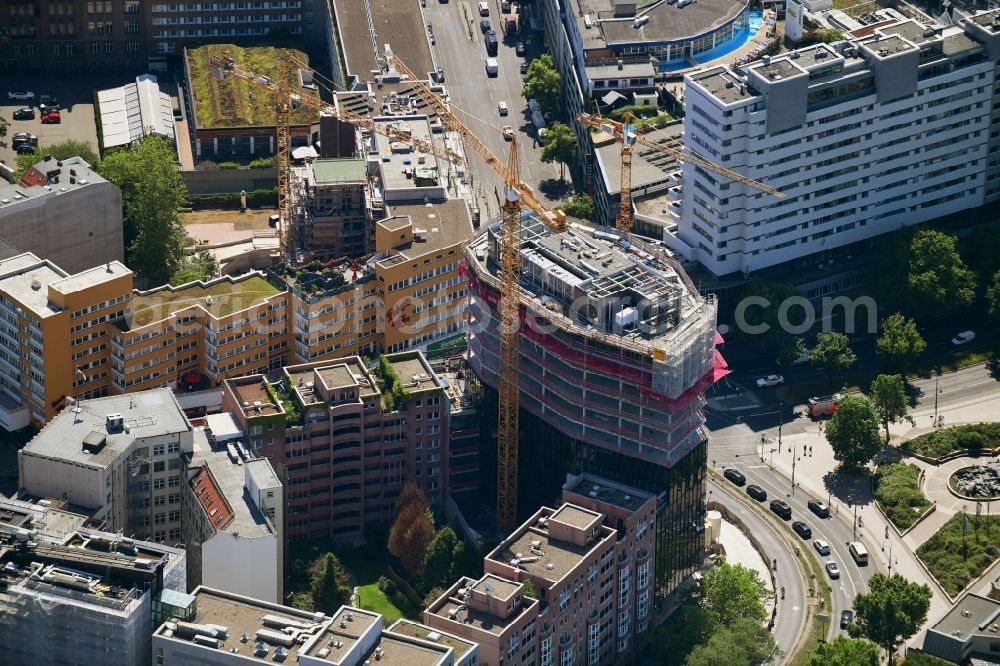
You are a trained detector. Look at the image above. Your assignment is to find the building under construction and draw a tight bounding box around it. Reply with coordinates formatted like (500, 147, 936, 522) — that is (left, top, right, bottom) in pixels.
(463, 215, 725, 602)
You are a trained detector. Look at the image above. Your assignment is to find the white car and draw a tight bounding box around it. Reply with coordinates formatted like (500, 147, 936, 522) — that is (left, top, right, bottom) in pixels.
(792, 350, 810, 366)
(813, 539, 830, 556)
(756, 374, 784, 388)
(479, 1, 489, 15)
(951, 330, 975, 345)
(825, 561, 841, 579)
(7, 90, 34, 100)
(498, 100, 508, 116)
(502, 125, 514, 140)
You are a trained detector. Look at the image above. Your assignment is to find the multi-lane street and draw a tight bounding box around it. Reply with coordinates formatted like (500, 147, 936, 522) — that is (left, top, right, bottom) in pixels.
(420, 0, 563, 217)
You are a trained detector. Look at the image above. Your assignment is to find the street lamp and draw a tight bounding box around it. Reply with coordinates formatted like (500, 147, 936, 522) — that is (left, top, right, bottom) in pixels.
(769, 448, 775, 470)
(778, 400, 783, 453)
(791, 441, 797, 496)
(760, 435, 766, 463)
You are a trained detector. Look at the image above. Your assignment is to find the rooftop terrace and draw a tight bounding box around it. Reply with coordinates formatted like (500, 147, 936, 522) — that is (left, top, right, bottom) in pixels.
(431, 577, 537, 636)
(388, 620, 475, 658)
(128, 274, 282, 327)
(228, 376, 284, 417)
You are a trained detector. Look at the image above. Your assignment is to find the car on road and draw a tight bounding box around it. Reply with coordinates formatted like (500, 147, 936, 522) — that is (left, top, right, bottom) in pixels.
(840, 609, 854, 628)
(723, 468, 746, 486)
(808, 499, 830, 518)
(746, 484, 767, 502)
(516, 41, 527, 56)
(8, 90, 34, 100)
(480, 19, 492, 33)
(479, 1, 489, 15)
(792, 521, 812, 539)
(502, 125, 514, 140)
(498, 100, 508, 116)
(813, 539, 830, 556)
(756, 374, 784, 388)
(12, 107, 35, 120)
(951, 330, 975, 345)
(11, 132, 38, 146)
(770, 499, 792, 520)
(826, 561, 841, 579)
(520, 61, 529, 74)
(41, 111, 61, 124)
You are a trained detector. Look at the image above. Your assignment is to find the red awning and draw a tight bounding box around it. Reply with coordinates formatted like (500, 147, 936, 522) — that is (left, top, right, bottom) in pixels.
(183, 372, 203, 384)
(715, 330, 725, 345)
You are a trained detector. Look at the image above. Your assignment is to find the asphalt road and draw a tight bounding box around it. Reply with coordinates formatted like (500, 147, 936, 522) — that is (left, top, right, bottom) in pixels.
(708, 478, 807, 656)
(420, 0, 563, 216)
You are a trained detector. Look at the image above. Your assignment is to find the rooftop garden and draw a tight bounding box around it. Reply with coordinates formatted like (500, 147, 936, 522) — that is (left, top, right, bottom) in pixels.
(375, 355, 412, 412)
(130, 275, 282, 326)
(186, 44, 320, 128)
(270, 260, 352, 296)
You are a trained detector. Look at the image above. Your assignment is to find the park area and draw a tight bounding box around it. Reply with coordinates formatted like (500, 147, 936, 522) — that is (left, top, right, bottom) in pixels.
(915, 512, 1000, 597)
(899, 423, 1000, 459)
(874, 463, 932, 531)
(185, 44, 319, 128)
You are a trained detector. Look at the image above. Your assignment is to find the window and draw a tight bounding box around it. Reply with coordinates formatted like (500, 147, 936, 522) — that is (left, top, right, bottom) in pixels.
(508, 635, 517, 660)
(618, 610, 629, 637)
(153, 478, 165, 489)
(154, 496, 166, 506)
(153, 444, 165, 456)
(638, 562, 649, 590)
(636, 516, 647, 540)
(168, 442, 180, 454)
(588, 623, 600, 665)
(541, 637, 553, 666)
(560, 649, 573, 666)
(168, 510, 181, 522)
(637, 591, 649, 620)
(618, 638, 628, 653)
(559, 588, 570, 612)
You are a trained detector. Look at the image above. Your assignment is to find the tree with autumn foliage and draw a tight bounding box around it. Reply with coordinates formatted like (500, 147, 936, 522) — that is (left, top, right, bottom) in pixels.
(388, 482, 435, 577)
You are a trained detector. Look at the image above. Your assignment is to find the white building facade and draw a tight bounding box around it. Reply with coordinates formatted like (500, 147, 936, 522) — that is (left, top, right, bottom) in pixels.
(671, 15, 1000, 276)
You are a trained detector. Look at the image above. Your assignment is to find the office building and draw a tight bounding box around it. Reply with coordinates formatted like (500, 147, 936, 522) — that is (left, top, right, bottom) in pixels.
(464, 216, 721, 603)
(0, 498, 186, 666)
(291, 158, 373, 259)
(220, 351, 449, 543)
(152, 587, 480, 666)
(183, 425, 284, 603)
(672, 12, 1000, 276)
(1, 156, 123, 274)
(425, 487, 656, 666)
(921, 593, 1000, 664)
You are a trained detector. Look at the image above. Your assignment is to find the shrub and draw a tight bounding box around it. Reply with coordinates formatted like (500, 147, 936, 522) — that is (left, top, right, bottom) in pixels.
(216, 161, 241, 170)
(900, 423, 1000, 459)
(874, 463, 931, 531)
(377, 575, 396, 595)
(916, 512, 1000, 597)
(249, 157, 275, 168)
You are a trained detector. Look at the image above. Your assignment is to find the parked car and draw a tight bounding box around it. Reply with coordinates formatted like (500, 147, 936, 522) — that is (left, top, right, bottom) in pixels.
(792, 521, 812, 539)
(502, 125, 514, 140)
(813, 539, 830, 556)
(480, 19, 491, 33)
(516, 41, 527, 56)
(756, 374, 784, 388)
(12, 107, 35, 120)
(792, 350, 811, 366)
(7, 90, 34, 100)
(826, 561, 841, 579)
(520, 61, 529, 74)
(15, 143, 37, 155)
(479, 1, 489, 15)
(498, 100, 508, 116)
(746, 484, 767, 502)
(41, 111, 61, 124)
(840, 610, 854, 628)
(951, 330, 975, 345)
(808, 499, 830, 518)
(723, 468, 746, 486)
(11, 132, 38, 146)
(770, 499, 792, 520)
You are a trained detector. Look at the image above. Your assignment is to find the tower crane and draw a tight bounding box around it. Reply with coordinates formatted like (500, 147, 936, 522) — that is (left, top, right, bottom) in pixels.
(576, 113, 785, 232)
(389, 54, 570, 529)
(209, 52, 465, 260)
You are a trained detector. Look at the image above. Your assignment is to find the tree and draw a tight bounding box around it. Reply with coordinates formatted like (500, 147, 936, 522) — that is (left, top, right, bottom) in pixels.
(98, 135, 187, 285)
(685, 618, 781, 666)
(0, 112, 7, 149)
(963, 227, 1000, 283)
(540, 122, 576, 181)
(309, 552, 351, 613)
(395, 481, 428, 517)
(388, 504, 435, 577)
(819, 28, 845, 43)
(876, 313, 926, 376)
(825, 395, 882, 470)
(171, 249, 220, 285)
(808, 636, 880, 666)
(421, 527, 459, 590)
(810, 332, 857, 387)
(646, 602, 712, 663)
(987, 270, 1000, 320)
(521, 54, 561, 116)
(558, 193, 595, 221)
(14, 139, 102, 180)
(289, 591, 315, 612)
(901, 654, 951, 666)
(869, 374, 914, 445)
(907, 229, 976, 317)
(777, 337, 807, 367)
(422, 586, 445, 608)
(848, 573, 932, 663)
(699, 560, 768, 628)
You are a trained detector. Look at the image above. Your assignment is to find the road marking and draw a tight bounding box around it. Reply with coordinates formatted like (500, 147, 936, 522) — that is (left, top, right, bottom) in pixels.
(963, 380, 995, 388)
(792, 605, 800, 611)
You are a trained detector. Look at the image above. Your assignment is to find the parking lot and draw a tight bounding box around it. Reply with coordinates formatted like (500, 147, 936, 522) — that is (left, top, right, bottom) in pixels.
(0, 73, 116, 174)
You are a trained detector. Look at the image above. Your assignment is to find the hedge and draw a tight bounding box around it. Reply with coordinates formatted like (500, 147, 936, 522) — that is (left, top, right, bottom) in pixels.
(186, 187, 278, 208)
(899, 423, 1000, 459)
(873, 463, 931, 531)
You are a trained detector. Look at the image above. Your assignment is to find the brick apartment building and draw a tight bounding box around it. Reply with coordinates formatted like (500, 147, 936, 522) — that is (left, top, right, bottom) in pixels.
(0, 0, 326, 71)
(425, 476, 657, 666)
(220, 351, 450, 543)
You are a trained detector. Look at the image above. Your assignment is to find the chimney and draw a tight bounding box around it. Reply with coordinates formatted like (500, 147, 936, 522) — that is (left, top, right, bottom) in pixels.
(617, 59, 624, 70)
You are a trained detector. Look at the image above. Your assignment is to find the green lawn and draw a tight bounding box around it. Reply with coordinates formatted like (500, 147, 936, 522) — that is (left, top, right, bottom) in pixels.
(899, 423, 1000, 459)
(130, 275, 281, 325)
(356, 583, 405, 624)
(874, 463, 932, 531)
(916, 513, 1000, 597)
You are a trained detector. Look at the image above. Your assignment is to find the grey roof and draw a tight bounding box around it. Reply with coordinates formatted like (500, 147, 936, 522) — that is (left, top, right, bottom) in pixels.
(587, 61, 656, 79)
(579, 0, 748, 49)
(97, 74, 175, 149)
(0, 157, 108, 214)
(930, 593, 1000, 640)
(22, 389, 192, 469)
(594, 124, 683, 194)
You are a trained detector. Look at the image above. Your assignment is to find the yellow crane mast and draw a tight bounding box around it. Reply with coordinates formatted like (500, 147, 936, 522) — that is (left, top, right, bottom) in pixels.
(576, 113, 785, 232)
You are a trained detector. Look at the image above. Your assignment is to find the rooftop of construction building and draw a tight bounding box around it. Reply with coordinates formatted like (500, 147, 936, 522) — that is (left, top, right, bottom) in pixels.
(564, 474, 654, 514)
(126, 273, 282, 328)
(312, 158, 368, 184)
(430, 576, 538, 636)
(372, 116, 448, 194)
(21, 389, 191, 469)
(284, 356, 379, 406)
(188, 429, 278, 539)
(376, 199, 472, 264)
(334, 79, 443, 121)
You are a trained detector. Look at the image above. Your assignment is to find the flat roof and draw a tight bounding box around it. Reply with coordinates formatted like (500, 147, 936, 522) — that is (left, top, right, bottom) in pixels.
(387, 620, 475, 659)
(550, 504, 603, 530)
(302, 606, 380, 662)
(228, 376, 283, 417)
(337, 0, 433, 79)
(21, 389, 191, 470)
(2, 157, 108, 213)
(432, 577, 536, 636)
(284, 356, 379, 405)
(588, 0, 749, 48)
(751, 58, 806, 81)
(365, 636, 450, 666)
(931, 593, 1000, 640)
(565, 474, 654, 513)
(0, 254, 67, 318)
(472, 574, 521, 600)
(586, 61, 656, 79)
(384, 352, 441, 393)
(378, 199, 472, 262)
(595, 124, 682, 194)
(51, 260, 131, 294)
(313, 158, 367, 184)
(127, 274, 282, 327)
(373, 116, 445, 193)
(690, 66, 755, 105)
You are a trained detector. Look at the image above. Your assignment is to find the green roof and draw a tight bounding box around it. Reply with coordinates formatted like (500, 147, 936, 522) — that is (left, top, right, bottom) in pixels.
(129, 275, 282, 327)
(313, 158, 367, 183)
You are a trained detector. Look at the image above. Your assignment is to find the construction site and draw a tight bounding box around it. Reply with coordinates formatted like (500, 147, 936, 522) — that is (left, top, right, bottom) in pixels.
(463, 214, 726, 602)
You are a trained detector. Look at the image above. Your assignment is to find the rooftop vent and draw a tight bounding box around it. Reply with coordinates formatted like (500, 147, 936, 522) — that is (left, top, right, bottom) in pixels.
(106, 413, 124, 431)
(30, 279, 41, 291)
(790, 50, 800, 59)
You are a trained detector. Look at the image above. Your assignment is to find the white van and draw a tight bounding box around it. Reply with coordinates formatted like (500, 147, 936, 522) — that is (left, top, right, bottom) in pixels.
(479, 1, 490, 15)
(849, 541, 868, 565)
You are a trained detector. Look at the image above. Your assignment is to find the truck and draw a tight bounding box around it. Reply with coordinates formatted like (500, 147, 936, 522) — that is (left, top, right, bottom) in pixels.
(504, 14, 518, 36)
(807, 393, 843, 418)
(485, 58, 499, 76)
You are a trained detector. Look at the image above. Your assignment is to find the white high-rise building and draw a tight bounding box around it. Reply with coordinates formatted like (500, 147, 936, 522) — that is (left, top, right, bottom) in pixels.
(670, 14, 1000, 276)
